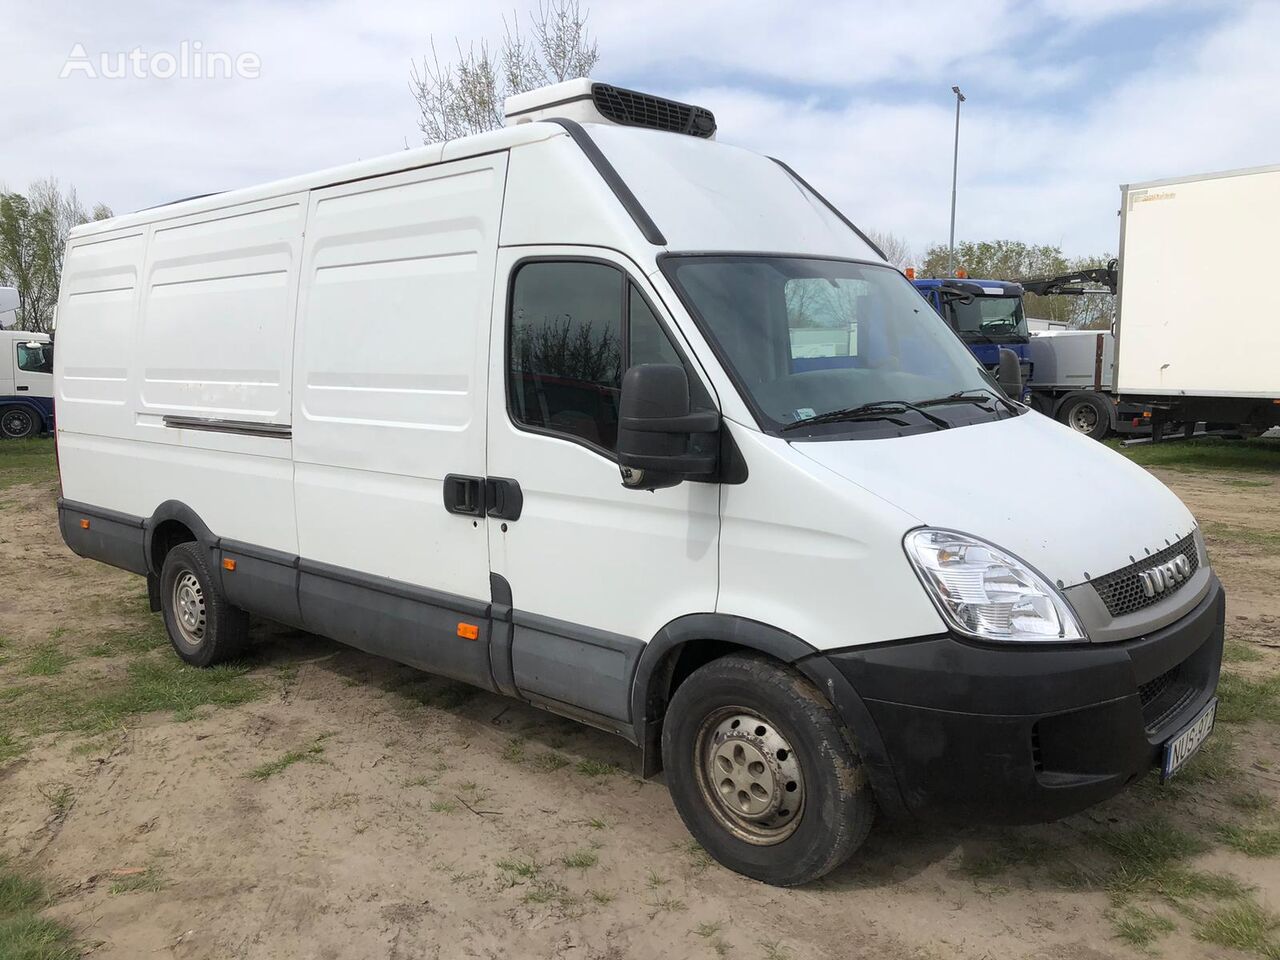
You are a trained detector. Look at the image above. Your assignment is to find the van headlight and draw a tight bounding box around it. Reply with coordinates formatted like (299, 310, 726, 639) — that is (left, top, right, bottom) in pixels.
(904, 529, 1085, 642)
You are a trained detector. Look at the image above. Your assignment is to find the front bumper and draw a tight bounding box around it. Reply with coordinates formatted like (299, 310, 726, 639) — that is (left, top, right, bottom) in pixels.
(820, 573, 1225, 824)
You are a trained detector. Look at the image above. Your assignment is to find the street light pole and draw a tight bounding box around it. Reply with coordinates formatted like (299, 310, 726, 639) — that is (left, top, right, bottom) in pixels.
(948, 85, 966, 275)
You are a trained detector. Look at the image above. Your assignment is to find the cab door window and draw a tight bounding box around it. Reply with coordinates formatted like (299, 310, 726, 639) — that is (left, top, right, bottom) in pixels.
(508, 260, 697, 455)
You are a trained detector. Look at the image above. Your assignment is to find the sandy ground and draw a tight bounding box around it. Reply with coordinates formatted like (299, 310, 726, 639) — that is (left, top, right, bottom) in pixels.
(1, 461, 1278, 960)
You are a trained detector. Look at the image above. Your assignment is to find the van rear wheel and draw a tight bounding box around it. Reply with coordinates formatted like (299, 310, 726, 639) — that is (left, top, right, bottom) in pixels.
(159, 541, 248, 667)
(662, 653, 875, 886)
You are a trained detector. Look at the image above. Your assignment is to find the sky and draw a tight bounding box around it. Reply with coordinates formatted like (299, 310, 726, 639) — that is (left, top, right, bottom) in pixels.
(2, 0, 1278, 259)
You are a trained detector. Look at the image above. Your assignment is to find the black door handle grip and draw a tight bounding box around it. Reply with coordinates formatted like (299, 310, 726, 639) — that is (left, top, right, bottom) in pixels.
(486, 477, 523, 521)
(443, 474, 486, 516)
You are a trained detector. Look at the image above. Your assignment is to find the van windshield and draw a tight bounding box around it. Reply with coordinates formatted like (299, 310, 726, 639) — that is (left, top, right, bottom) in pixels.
(663, 256, 1014, 437)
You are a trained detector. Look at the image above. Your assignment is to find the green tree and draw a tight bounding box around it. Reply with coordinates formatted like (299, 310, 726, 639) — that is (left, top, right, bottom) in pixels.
(0, 179, 111, 332)
(919, 239, 1114, 329)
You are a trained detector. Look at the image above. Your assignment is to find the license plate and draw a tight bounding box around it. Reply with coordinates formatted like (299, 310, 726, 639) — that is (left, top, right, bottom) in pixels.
(1161, 697, 1217, 782)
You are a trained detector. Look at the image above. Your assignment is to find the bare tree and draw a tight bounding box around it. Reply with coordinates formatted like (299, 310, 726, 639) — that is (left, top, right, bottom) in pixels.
(410, 0, 600, 143)
(867, 229, 913, 270)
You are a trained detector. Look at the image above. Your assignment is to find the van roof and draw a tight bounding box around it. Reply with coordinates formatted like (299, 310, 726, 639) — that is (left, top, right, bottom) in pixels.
(70, 121, 880, 263)
(69, 122, 563, 240)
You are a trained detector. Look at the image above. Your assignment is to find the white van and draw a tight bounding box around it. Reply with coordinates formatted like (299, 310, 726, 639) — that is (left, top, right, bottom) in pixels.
(1, 328, 55, 438)
(54, 80, 1223, 886)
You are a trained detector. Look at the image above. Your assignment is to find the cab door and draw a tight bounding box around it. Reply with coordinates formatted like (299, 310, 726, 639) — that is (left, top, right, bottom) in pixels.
(485, 248, 720, 727)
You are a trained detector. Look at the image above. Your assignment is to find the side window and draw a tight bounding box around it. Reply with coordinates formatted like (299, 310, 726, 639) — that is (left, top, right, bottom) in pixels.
(508, 261, 699, 454)
(16, 341, 53, 375)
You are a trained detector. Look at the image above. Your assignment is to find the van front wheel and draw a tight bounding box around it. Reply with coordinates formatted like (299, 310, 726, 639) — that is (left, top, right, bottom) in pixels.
(159, 541, 248, 667)
(662, 653, 875, 886)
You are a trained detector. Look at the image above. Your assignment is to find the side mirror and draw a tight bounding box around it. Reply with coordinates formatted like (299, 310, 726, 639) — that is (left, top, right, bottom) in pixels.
(617, 364, 719, 491)
(997, 347, 1023, 400)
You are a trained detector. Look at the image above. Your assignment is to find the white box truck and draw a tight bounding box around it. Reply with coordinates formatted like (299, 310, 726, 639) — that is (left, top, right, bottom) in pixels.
(1116, 164, 1280, 433)
(53, 79, 1224, 885)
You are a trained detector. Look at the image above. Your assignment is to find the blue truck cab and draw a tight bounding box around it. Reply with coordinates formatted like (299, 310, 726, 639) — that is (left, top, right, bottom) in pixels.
(912, 277, 1032, 389)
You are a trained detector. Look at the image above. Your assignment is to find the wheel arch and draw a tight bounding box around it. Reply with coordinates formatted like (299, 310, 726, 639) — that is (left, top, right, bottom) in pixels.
(629, 613, 906, 817)
(143, 500, 217, 576)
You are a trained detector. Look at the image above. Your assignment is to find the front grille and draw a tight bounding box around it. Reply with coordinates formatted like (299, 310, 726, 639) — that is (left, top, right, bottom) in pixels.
(592, 84, 717, 138)
(1138, 663, 1196, 732)
(1091, 534, 1199, 618)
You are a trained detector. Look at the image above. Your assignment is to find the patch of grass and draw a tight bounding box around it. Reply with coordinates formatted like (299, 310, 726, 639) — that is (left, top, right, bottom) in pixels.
(22, 645, 72, 677)
(586, 817, 608, 830)
(646, 869, 668, 889)
(530, 751, 569, 772)
(1195, 900, 1280, 957)
(496, 857, 541, 880)
(1224, 640, 1265, 664)
(1202, 521, 1280, 553)
(587, 889, 615, 905)
(676, 839, 713, 873)
(86, 620, 169, 658)
(760, 940, 791, 960)
(1112, 437, 1280, 474)
(0, 438, 58, 490)
(575, 758, 621, 778)
(38, 783, 73, 819)
(1229, 790, 1273, 814)
(561, 849, 598, 870)
(429, 798, 458, 814)
(693, 921, 723, 939)
(522, 879, 575, 907)
(81, 657, 260, 730)
(1217, 672, 1280, 725)
(108, 865, 164, 895)
(1108, 905, 1175, 950)
(501, 737, 526, 763)
(960, 832, 1059, 878)
(247, 738, 326, 781)
(1218, 823, 1280, 858)
(1089, 818, 1253, 906)
(0, 733, 22, 766)
(401, 774, 436, 788)
(647, 893, 686, 916)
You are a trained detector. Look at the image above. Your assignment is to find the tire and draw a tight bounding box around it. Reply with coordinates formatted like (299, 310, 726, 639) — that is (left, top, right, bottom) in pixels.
(661, 653, 876, 886)
(159, 541, 248, 667)
(1, 405, 39, 439)
(1057, 393, 1111, 441)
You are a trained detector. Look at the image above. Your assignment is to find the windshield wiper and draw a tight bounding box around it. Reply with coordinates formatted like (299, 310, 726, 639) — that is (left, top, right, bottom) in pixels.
(782, 400, 949, 432)
(918, 388, 1018, 416)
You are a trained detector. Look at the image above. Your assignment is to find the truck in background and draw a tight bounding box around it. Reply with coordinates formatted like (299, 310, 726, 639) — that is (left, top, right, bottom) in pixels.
(911, 277, 1032, 390)
(0, 286, 18, 329)
(1, 328, 55, 438)
(1114, 164, 1280, 437)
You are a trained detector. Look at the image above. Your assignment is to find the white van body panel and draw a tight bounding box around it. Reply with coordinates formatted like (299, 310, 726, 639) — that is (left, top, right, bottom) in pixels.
(718, 428, 947, 650)
(795, 412, 1196, 590)
(292, 153, 507, 600)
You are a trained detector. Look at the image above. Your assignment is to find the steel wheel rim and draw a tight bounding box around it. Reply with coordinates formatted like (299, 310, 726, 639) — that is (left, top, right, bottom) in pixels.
(1069, 403, 1099, 433)
(694, 706, 805, 845)
(172, 570, 207, 645)
(2, 409, 31, 438)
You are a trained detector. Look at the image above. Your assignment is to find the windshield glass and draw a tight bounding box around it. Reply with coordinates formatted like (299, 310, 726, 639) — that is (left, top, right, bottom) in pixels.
(663, 256, 1009, 435)
(947, 295, 1027, 340)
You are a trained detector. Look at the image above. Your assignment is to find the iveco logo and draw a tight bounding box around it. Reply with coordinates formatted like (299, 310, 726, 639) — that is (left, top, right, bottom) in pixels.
(1138, 555, 1191, 598)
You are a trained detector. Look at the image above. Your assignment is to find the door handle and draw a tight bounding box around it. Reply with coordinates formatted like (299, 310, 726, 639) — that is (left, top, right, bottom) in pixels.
(485, 477, 523, 521)
(443, 474, 485, 516)
(16, 385, 28, 391)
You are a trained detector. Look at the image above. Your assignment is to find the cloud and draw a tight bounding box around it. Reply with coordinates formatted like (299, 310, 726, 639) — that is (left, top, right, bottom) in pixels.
(0, 0, 1275, 259)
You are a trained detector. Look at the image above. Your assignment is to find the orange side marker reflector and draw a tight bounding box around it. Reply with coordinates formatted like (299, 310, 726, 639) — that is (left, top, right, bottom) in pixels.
(79, 518, 90, 529)
(457, 622, 480, 641)
(222, 558, 237, 571)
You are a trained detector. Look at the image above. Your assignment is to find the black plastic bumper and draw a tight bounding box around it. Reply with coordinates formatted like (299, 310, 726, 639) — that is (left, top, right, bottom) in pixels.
(819, 574, 1225, 824)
